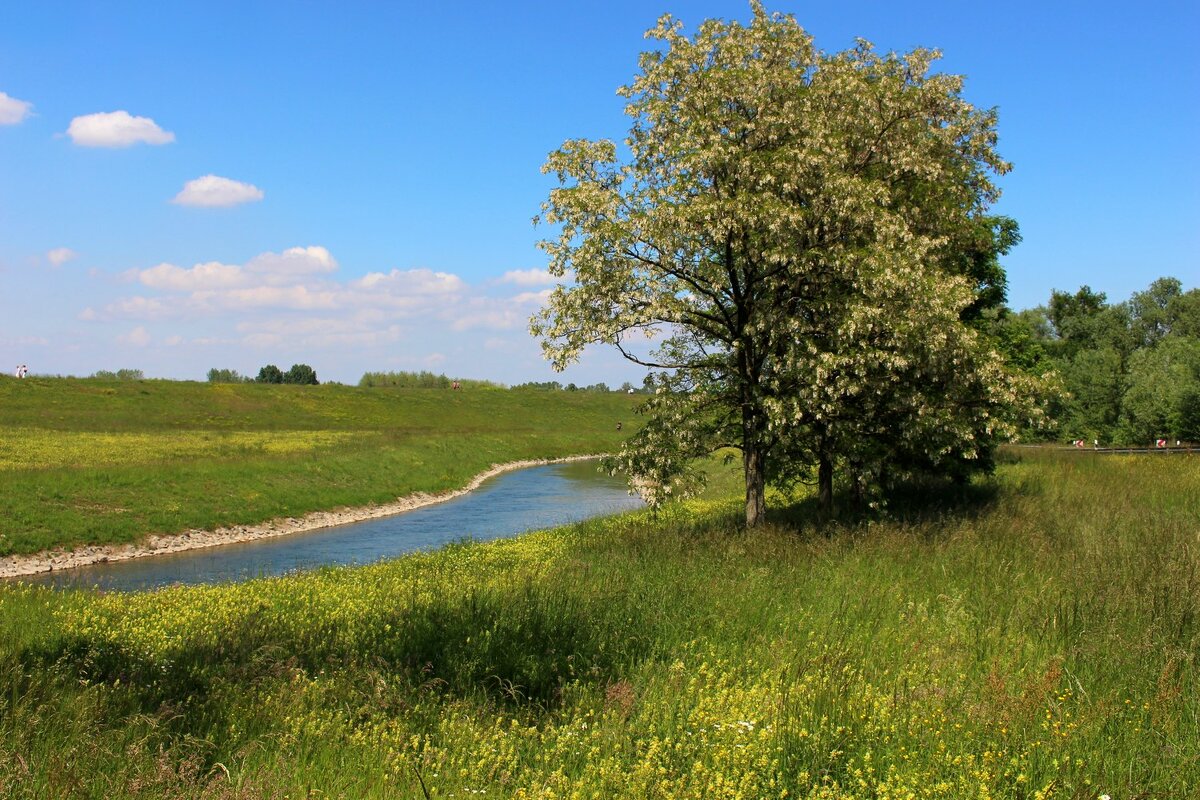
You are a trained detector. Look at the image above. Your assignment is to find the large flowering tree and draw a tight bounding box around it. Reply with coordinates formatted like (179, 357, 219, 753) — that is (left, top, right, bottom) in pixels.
(533, 4, 1048, 526)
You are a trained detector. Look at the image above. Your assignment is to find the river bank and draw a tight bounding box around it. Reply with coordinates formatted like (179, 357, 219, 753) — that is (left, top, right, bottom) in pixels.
(0, 455, 607, 579)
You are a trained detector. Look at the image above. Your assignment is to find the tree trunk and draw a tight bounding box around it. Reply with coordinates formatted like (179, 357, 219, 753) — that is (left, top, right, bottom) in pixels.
(817, 450, 834, 521)
(744, 443, 767, 527)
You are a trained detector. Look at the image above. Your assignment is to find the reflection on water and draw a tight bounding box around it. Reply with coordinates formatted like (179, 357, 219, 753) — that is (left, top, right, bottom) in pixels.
(22, 460, 642, 592)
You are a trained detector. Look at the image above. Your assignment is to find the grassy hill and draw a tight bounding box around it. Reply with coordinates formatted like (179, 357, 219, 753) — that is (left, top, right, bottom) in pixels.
(0, 449, 1196, 797)
(0, 376, 637, 555)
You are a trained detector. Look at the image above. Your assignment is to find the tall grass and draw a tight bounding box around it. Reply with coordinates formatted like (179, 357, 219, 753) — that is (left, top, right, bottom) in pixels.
(0, 449, 1196, 797)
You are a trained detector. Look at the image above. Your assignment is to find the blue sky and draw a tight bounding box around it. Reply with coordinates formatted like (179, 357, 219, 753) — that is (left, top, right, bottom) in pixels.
(2, 1, 1196, 385)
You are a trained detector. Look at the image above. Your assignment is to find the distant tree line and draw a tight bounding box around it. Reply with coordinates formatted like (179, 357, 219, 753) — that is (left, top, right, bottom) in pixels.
(357, 372, 648, 392)
(207, 365, 319, 385)
(90, 369, 144, 381)
(206, 368, 252, 384)
(358, 371, 501, 389)
(996, 276, 1199, 444)
(512, 376, 654, 393)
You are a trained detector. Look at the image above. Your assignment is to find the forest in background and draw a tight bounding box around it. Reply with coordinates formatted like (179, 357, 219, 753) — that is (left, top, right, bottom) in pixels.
(994, 276, 1199, 444)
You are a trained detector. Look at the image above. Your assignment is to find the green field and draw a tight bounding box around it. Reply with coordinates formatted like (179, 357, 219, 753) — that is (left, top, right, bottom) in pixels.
(0, 377, 635, 556)
(1, 447, 1196, 798)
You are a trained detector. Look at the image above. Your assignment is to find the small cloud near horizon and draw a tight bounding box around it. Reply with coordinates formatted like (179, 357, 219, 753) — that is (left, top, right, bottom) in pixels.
(172, 174, 264, 207)
(0, 91, 33, 125)
(500, 268, 557, 287)
(47, 247, 78, 267)
(66, 111, 174, 147)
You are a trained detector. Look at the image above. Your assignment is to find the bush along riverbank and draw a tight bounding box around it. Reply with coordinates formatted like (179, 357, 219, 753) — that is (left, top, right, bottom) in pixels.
(1, 449, 1196, 798)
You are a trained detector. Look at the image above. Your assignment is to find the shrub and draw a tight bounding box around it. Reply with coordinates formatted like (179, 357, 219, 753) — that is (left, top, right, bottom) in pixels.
(89, 369, 144, 381)
(206, 368, 249, 384)
(359, 371, 501, 389)
(285, 364, 319, 385)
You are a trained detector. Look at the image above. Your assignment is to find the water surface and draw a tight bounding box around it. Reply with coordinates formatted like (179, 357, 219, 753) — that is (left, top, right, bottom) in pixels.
(23, 460, 642, 592)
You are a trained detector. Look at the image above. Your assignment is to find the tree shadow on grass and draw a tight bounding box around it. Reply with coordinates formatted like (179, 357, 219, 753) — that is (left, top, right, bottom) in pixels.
(769, 473, 1003, 535)
(21, 577, 653, 746)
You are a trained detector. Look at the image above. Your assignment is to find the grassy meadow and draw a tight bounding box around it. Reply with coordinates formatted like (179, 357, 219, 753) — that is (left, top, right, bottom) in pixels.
(0, 447, 1196, 798)
(0, 376, 635, 556)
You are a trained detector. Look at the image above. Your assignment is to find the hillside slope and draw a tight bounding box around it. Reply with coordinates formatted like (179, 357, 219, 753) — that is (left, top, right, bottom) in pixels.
(0, 377, 637, 555)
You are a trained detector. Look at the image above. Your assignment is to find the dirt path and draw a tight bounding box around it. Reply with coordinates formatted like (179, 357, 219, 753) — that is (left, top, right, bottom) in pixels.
(0, 455, 606, 579)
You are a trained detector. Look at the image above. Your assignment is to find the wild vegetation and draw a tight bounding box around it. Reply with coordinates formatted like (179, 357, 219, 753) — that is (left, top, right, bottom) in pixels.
(0, 377, 633, 556)
(0, 449, 1195, 798)
(995, 276, 1200, 444)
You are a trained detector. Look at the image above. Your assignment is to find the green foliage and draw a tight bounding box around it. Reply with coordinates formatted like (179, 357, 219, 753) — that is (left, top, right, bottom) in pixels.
(1021, 275, 1199, 443)
(284, 363, 318, 385)
(1047, 285, 1117, 358)
(88, 368, 144, 381)
(510, 381, 615, 393)
(982, 307, 1052, 373)
(359, 371, 503, 389)
(952, 214, 1020, 322)
(205, 367, 249, 383)
(1, 451, 1196, 797)
(1060, 346, 1124, 438)
(1129, 276, 1193, 347)
(250, 362, 318, 385)
(512, 380, 564, 391)
(1119, 336, 1200, 442)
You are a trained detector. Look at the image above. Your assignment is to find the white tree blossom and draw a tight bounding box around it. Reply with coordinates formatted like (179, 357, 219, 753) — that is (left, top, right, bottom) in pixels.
(533, 3, 1049, 525)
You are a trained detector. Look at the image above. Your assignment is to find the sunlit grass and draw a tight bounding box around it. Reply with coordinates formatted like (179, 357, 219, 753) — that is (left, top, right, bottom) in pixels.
(1, 449, 1196, 798)
(0, 428, 369, 471)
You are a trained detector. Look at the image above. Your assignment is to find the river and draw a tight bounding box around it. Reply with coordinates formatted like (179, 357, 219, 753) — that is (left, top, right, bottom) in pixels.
(20, 459, 643, 592)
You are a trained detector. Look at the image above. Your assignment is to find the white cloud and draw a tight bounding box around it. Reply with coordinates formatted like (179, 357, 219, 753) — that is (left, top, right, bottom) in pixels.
(117, 326, 152, 347)
(66, 110, 174, 147)
(0, 92, 32, 125)
(353, 268, 466, 295)
(215, 284, 340, 311)
(511, 289, 554, 305)
(96, 247, 510, 325)
(172, 175, 264, 207)
(82, 246, 593, 381)
(133, 260, 245, 292)
(500, 268, 557, 287)
(47, 247, 78, 267)
(247, 246, 336, 276)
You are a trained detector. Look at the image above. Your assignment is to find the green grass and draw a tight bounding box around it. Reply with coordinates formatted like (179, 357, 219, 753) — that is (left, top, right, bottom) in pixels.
(0, 377, 637, 555)
(0, 449, 1196, 798)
